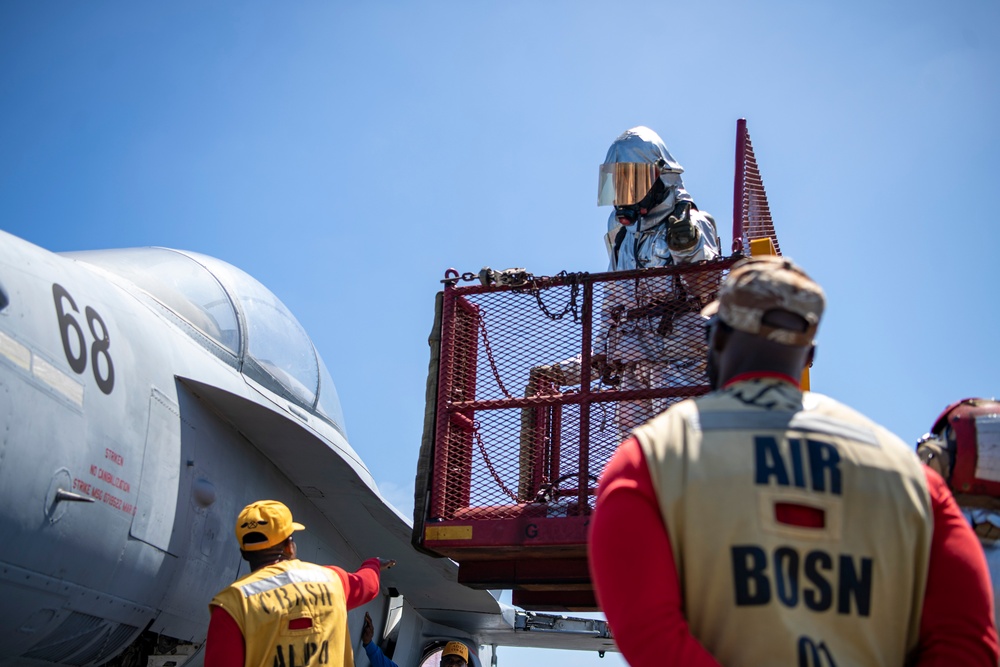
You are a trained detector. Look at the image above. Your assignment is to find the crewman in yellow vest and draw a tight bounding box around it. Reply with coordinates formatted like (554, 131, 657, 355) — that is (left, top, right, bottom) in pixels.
(205, 500, 394, 667)
(440, 641, 469, 667)
(589, 256, 998, 666)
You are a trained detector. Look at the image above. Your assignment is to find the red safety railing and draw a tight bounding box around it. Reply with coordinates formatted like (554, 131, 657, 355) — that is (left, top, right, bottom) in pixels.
(426, 260, 736, 531)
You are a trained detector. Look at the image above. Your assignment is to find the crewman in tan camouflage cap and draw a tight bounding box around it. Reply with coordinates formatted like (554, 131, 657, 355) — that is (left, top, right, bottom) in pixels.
(590, 255, 998, 667)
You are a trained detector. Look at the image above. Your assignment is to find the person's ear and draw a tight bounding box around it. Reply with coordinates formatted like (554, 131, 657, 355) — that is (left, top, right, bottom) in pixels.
(805, 342, 816, 367)
(711, 323, 730, 353)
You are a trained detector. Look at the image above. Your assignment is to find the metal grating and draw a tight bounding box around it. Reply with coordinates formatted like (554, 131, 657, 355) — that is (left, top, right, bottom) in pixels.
(428, 259, 737, 523)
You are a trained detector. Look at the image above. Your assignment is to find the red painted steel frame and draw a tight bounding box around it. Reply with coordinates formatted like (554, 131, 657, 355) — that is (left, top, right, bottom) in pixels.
(418, 119, 781, 606)
(425, 259, 738, 535)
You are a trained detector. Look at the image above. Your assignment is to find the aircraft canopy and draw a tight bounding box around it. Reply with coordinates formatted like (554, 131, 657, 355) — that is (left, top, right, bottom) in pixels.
(64, 247, 347, 436)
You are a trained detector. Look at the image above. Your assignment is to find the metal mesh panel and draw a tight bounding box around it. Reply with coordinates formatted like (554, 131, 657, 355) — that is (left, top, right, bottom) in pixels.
(429, 259, 737, 522)
(732, 118, 781, 256)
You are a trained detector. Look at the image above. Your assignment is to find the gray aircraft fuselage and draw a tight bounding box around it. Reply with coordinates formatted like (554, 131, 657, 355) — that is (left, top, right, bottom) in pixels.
(0, 229, 613, 666)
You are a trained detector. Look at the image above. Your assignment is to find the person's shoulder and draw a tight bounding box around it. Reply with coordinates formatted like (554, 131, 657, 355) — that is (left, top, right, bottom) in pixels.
(283, 559, 342, 580)
(803, 390, 884, 428)
(803, 391, 914, 453)
(215, 563, 273, 600)
(802, 390, 860, 417)
(634, 396, 702, 440)
(691, 206, 716, 224)
(210, 580, 240, 605)
(300, 559, 337, 571)
(661, 395, 703, 421)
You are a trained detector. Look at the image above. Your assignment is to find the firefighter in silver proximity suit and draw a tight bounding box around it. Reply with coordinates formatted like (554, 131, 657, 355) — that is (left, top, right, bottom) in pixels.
(595, 126, 720, 433)
(528, 126, 720, 439)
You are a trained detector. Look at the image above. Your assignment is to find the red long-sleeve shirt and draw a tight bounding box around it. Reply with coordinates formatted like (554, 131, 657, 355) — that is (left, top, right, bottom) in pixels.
(204, 557, 382, 667)
(590, 436, 999, 666)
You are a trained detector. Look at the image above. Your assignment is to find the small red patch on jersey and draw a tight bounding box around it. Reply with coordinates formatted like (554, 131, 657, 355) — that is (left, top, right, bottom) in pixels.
(288, 618, 313, 630)
(775, 502, 825, 528)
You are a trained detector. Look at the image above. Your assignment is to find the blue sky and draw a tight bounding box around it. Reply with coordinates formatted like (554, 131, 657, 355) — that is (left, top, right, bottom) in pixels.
(2, 2, 997, 664)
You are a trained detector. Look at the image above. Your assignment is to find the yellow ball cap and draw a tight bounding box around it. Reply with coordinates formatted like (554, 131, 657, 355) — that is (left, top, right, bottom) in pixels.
(235, 500, 305, 551)
(442, 641, 468, 662)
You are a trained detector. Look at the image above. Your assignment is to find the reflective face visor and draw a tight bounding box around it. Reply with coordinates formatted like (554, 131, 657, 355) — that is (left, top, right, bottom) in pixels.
(597, 162, 659, 206)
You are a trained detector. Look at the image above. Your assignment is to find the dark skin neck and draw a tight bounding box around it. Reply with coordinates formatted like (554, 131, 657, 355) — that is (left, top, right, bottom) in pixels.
(243, 537, 297, 572)
(707, 318, 814, 390)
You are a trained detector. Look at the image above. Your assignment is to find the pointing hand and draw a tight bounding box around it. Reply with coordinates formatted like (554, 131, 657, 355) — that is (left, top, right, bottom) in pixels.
(361, 612, 374, 646)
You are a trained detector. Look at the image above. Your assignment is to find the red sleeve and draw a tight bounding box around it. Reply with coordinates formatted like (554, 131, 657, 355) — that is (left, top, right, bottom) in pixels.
(328, 557, 382, 609)
(589, 437, 722, 667)
(914, 467, 999, 666)
(205, 605, 244, 667)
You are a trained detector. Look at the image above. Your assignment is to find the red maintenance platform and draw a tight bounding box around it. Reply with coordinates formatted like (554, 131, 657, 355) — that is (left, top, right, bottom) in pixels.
(412, 119, 784, 611)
